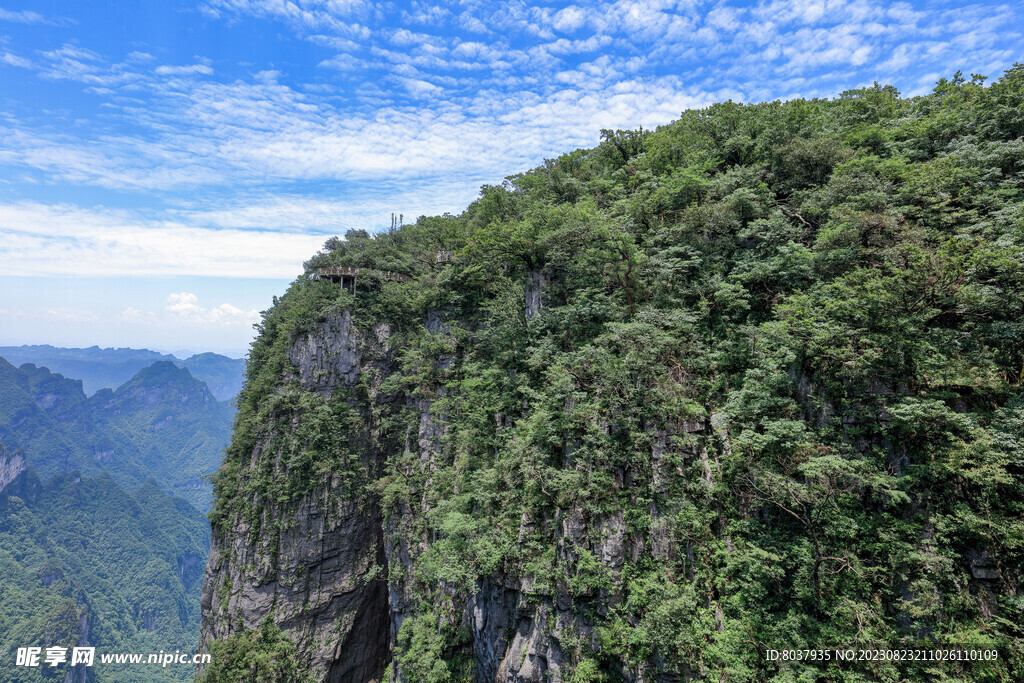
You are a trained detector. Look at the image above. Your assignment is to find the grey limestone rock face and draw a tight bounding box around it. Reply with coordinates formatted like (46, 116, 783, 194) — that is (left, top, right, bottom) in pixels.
(289, 308, 363, 397)
(0, 444, 39, 502)
(966, 548, 1001, 582)
(199, 466, 390, 682)
(0, 445, 26, 493)
(200, 307, 393, 682)
(525, 270, 550, 319)
(496, 605, 567, 683)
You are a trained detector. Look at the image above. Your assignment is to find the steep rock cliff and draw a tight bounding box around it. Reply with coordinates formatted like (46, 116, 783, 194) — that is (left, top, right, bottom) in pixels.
(201, 307, 393, 681)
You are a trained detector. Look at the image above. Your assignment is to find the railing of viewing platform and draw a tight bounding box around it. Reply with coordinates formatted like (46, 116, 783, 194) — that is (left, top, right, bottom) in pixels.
(315, 266, 413, 283)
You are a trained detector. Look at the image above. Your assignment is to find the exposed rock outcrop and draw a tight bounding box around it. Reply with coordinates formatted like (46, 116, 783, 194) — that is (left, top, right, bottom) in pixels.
(289, 309, 363, 397)
(0, 443, 40, 502)
(525, 270, 550, 318)
(200, 308, 393, 681)
(0, 443, 27, 493)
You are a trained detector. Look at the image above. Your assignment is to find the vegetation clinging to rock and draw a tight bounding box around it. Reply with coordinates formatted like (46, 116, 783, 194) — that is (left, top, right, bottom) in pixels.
(208, 67, 1024, 681)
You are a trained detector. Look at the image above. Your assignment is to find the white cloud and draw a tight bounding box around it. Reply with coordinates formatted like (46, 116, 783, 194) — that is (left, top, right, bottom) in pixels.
(457, 11, 488, 33)
(119, 307, 157, 321)
(33, 43, 144, 88)
(0, 202, 328, 278)
(200, 0, 372, 38)
(0, 307, 98, 322)
(174, 193, 471, 230)
(401, 77, 442, 96)
(0, 7, 67, 24)
(390, 28, 438, 47)
(552, 6, 586, 32)
(451, 41, 490, 59)
(167, 292, 202, 316)
(166, 292, 259, 326)
(544, 35, 613, 55)
(707, 7, 740, 31)
(1, 46, 729, 195)
(1, 51, 33, 68)
(402, 4, 450, 26)
(318, 53, 364, 70)
(154, 63, 214, 76)
(44, 307, 99, 322)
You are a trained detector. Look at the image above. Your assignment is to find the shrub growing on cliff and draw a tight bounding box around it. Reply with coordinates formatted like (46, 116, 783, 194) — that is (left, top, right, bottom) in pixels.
(200, 617, 313, 683)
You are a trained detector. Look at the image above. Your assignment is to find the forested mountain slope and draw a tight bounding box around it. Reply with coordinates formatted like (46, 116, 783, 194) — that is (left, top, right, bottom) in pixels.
(0, 444, 209, 683)
(175, 353, 246, 402)
(0, 358, 233, 508)
(201, 69, 1024, 682)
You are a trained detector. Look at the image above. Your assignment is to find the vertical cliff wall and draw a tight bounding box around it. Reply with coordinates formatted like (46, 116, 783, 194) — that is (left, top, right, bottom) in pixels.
(200, 307, 393, 681)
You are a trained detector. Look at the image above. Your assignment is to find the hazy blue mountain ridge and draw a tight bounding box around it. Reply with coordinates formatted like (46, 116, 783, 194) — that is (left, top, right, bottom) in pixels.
(174, 353, 245, 402)
(0, 346, 245, 401)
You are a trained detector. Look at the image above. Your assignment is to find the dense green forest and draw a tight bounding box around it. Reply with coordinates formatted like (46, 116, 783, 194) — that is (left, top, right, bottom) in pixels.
(0, 358, 233, 509)
(206, 67, 1024, 681)
(0, 444, 209, 682)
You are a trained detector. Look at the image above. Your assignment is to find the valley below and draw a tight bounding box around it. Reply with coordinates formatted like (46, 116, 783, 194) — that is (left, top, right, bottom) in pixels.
(0, 347, 240, 681)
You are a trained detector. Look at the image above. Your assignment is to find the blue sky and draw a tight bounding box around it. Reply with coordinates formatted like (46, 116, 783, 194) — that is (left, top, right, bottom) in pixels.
(0, 0, 1021, 356)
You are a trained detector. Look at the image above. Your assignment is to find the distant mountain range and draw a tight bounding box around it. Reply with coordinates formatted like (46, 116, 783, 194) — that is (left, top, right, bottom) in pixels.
(1, 444, 209, 682)
(0, 346, 239, 680)
(0, 357, 233, 510)
(0, 345, 245, 401)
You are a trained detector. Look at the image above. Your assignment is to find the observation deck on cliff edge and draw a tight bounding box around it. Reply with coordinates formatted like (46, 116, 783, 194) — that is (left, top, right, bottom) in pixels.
(315, 265, 413, 292)
(316, 250, 456, 292)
